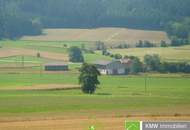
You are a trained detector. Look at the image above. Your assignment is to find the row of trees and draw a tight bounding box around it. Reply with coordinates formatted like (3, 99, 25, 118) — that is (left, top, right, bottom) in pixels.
(0, 0, 42, 39)
(166, 17, 190, 46)
(143, 55, 190, 73)
(1, 0, 190, 39)
(18, 0, 190, 29)
(109, 54, 190, 74)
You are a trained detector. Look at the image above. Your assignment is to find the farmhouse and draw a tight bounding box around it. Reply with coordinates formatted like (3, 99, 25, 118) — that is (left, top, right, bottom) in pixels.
(94, 59, 132, 75)
(44, 62, 69, 71)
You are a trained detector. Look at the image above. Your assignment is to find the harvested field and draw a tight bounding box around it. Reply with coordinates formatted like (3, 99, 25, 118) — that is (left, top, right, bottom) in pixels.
(0, 48, 68, 61)
(22, 28, 170, 44)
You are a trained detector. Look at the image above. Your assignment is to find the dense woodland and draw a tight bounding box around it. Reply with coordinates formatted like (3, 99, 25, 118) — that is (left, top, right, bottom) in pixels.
(0, 0, 190, 39)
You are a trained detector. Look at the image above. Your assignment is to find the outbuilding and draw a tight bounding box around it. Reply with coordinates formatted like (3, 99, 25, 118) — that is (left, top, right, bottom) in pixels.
(44, 62, 69, 71)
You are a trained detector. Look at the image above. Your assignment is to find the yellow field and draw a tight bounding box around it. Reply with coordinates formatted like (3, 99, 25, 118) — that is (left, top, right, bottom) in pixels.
(22, 28, 170, 44)
(109, 45, 190, 62)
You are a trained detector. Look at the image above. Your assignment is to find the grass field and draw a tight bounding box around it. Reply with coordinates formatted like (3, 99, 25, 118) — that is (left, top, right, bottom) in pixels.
(0, 73, 189, 129)
(21, 28, 170, 44)
(110, 45, 190, 62)
(0, 73, 189, 114)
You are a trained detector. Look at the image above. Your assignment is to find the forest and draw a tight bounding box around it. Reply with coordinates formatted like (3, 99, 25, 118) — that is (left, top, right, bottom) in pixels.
(0, 0, 190, 39)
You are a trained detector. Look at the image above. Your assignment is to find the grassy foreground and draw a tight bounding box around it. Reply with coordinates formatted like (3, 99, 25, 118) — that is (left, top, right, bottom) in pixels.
(0, 73, 189, 118)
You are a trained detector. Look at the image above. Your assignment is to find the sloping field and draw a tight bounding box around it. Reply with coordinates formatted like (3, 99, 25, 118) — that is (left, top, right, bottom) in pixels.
(109, 45, 190, 62)
(22, 28, 170, 44)
(0, 48, 68, 61)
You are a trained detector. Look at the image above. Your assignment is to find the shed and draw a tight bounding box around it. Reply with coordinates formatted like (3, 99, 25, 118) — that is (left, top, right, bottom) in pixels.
(44, 62, 69, 71)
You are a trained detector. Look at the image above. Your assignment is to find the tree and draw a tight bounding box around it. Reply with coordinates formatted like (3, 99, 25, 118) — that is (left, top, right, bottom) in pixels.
(136, 40, 143, 48)
(160, 40, 168, 47)
(69, 46, 84, 63)
(144, 54, 161, 71)
(79, 63, 101, 94)
(129, 57, 142, 74)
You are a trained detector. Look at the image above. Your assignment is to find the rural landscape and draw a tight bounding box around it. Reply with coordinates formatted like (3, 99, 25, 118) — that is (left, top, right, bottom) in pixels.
(0, 0, 190, 130)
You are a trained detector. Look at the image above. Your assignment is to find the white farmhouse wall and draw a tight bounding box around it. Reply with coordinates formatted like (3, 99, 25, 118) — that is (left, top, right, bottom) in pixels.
(98, 69, 107, 75)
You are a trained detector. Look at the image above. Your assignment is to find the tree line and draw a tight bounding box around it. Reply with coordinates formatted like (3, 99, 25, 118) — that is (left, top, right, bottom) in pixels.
(1, 0, 190, 39)
(0, 0, 42, 39)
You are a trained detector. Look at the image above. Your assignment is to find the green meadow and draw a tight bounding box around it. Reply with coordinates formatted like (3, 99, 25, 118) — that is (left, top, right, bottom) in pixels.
(0, 73, 189, 116)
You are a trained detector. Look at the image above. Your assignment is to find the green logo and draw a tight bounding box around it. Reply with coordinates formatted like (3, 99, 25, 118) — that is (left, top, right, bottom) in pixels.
(89, 125, 95, 130)
(125, 121, 140, 130)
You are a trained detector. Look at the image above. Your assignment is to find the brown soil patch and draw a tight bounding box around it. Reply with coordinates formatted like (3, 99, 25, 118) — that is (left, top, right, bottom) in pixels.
(0, 48, 68, 61)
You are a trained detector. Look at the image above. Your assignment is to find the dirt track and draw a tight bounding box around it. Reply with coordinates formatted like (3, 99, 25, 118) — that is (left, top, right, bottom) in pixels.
(0, 48, 68, 61)
(0, 116, 189, 130)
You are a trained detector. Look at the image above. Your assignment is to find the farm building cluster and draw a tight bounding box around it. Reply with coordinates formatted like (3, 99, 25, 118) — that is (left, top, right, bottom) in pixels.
(44, 59, 132, 75)
(94, 59, 132, 75)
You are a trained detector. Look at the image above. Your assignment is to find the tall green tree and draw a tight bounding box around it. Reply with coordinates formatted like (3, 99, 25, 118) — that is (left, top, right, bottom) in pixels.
(144, 54, 161, 71)
(69, 46, 84, 63)
(130, 57, 142, 74)
(79, 63, 100, 94)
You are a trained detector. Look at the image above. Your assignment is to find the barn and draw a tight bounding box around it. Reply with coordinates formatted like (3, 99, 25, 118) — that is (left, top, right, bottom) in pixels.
(44, 62, 69, 71)
(94, 59, 132, 75)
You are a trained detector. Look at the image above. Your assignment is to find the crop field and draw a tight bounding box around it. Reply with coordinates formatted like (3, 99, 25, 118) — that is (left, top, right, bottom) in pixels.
(21, 28, 170, 44)
(110, 45, 190, 62)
